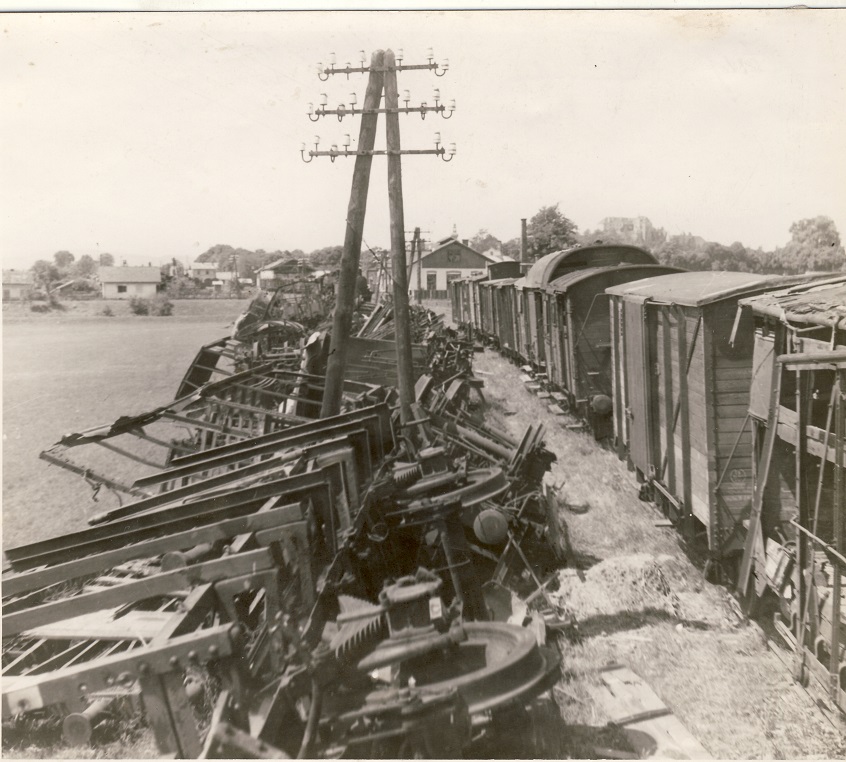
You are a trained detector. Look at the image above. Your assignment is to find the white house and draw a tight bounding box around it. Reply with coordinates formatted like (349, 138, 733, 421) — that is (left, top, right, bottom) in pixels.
(99, 266, 161, 299)
(408, 236, 515, 298)
(189, 260, 218, 284)
(2, 270, 34, 300)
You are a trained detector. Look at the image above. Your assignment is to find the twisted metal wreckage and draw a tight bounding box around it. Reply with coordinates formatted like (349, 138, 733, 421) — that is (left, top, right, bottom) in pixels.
(2, 289, 567, 758)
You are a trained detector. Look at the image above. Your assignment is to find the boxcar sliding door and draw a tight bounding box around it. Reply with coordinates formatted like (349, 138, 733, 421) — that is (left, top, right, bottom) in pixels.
(623, 298, 653, 477)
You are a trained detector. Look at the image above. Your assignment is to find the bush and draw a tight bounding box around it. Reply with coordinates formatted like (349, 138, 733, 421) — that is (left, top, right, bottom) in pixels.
(102, 305, 114, 317)
(128, 295, 173, 316)
(128, 296, 150, 315)
(151, 296, 174, 316)
(30, 303, 51, 313)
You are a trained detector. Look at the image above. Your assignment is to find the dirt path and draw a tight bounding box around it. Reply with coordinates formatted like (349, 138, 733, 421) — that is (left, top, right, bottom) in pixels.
(474, 348, 845, 759)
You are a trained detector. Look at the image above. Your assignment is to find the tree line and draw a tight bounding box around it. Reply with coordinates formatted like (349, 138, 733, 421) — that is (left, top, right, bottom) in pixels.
(470, 206, 845, 275)
(24, 210, 844, 298)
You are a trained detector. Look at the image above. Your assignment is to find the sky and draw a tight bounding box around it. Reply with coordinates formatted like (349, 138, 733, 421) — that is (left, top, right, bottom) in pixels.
(1, 9, 845, 269)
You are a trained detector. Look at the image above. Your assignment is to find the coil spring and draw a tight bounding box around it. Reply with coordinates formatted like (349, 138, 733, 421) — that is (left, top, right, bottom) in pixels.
(393, 462, 423, 486)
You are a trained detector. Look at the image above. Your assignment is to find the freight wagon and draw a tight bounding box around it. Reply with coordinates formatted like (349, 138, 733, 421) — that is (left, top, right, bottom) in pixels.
(541, 263, 682, 437)
(607, 271, 819, 576)
(734, 275, 846, 710)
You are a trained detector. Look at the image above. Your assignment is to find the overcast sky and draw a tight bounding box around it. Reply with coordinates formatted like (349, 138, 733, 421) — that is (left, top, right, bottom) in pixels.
(2, 9, 844, 269)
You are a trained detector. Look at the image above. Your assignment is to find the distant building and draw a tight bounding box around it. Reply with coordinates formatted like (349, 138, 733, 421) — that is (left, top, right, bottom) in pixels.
(99, 266, 161, 299)
(2, 270, 34, 300)
(188, 260, 218, 285)
(212, 271, 253, 293)
(257, 258, 312, 290)
(409, 236, 514, 298)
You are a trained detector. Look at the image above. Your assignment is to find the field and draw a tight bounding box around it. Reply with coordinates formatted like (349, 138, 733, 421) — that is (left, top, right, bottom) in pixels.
(3, 297, 845, 758)
(2, 298, 250, 549)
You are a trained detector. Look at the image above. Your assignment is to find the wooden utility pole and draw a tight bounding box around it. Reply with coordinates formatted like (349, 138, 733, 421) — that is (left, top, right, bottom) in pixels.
(320, 50, 385, 418)
(384, 49, 416, 424)
(413, 228, 422, 304)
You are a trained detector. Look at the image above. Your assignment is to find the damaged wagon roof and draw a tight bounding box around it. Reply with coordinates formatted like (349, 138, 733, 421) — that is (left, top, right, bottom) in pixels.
(604, 271, 824, 307)
(738, 273, 846, 327)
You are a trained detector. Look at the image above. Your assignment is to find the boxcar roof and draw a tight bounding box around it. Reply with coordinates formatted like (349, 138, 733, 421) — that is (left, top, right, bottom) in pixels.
(604, 270, 791, 306)
(738, 274, 846, 327)
(545, 264, 683, 294)
(523, 244, 657, 289)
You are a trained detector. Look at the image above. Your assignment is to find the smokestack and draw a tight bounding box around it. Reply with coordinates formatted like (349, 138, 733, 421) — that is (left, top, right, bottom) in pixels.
(520, 218, 528, 263)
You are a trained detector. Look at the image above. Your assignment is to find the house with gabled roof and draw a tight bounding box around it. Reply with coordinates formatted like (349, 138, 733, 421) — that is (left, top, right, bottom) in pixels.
(99, 266, 161, 299)
(409, 235, 515, 299)
(2, 270, 34, 300)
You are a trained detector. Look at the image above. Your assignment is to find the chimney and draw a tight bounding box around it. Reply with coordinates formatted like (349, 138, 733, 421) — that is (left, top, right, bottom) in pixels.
(462, 239, 469, 247)
(520, 218, 528, 263)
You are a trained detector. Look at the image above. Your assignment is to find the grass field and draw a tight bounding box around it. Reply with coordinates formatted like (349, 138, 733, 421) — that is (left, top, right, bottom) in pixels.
(2, 299, 250, 549)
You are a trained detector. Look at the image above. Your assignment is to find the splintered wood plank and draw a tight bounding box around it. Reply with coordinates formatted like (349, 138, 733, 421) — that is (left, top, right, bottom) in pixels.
(588, 665, 711, 760)
(547, 404, 566, 416)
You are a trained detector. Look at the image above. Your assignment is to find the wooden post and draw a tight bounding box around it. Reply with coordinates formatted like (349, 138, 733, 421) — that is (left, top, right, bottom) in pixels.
(414, 227, 422, 304)
(320, 50, 385, 419)
(384, 49, 415, 424)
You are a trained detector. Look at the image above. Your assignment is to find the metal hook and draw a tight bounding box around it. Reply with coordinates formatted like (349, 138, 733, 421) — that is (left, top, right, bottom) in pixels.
(317, 69, 329, 82)
(300, 150, 314, 164)
(308, 112, 320, 122)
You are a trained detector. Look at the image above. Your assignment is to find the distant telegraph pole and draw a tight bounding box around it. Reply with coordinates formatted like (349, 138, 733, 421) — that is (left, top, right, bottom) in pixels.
(303, 48, 456, 422)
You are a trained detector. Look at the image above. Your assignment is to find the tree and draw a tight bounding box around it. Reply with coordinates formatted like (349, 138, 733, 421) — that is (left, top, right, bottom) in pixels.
(526, 204, 578, 261)
(74, 254, 97, 278)
(31, 259, 61, 292)
(773, 216, 845, 274)
(53, 251, 75, 271)
(99, 252, 115, 267)
(501, 237, 522, 260)
(469, 229, 501, 254)
(309, 245, 344, 269)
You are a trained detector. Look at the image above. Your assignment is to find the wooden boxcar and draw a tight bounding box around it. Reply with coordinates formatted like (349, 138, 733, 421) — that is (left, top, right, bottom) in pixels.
(735, 276, 846, 708)
(519, 244, 661, 372)
(449, 277, 471, 327)
(542, 264, 683, 437)
(607, 271, 804, 567)
(450, 262, 521, 338)
(491, 277, 520, 356)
